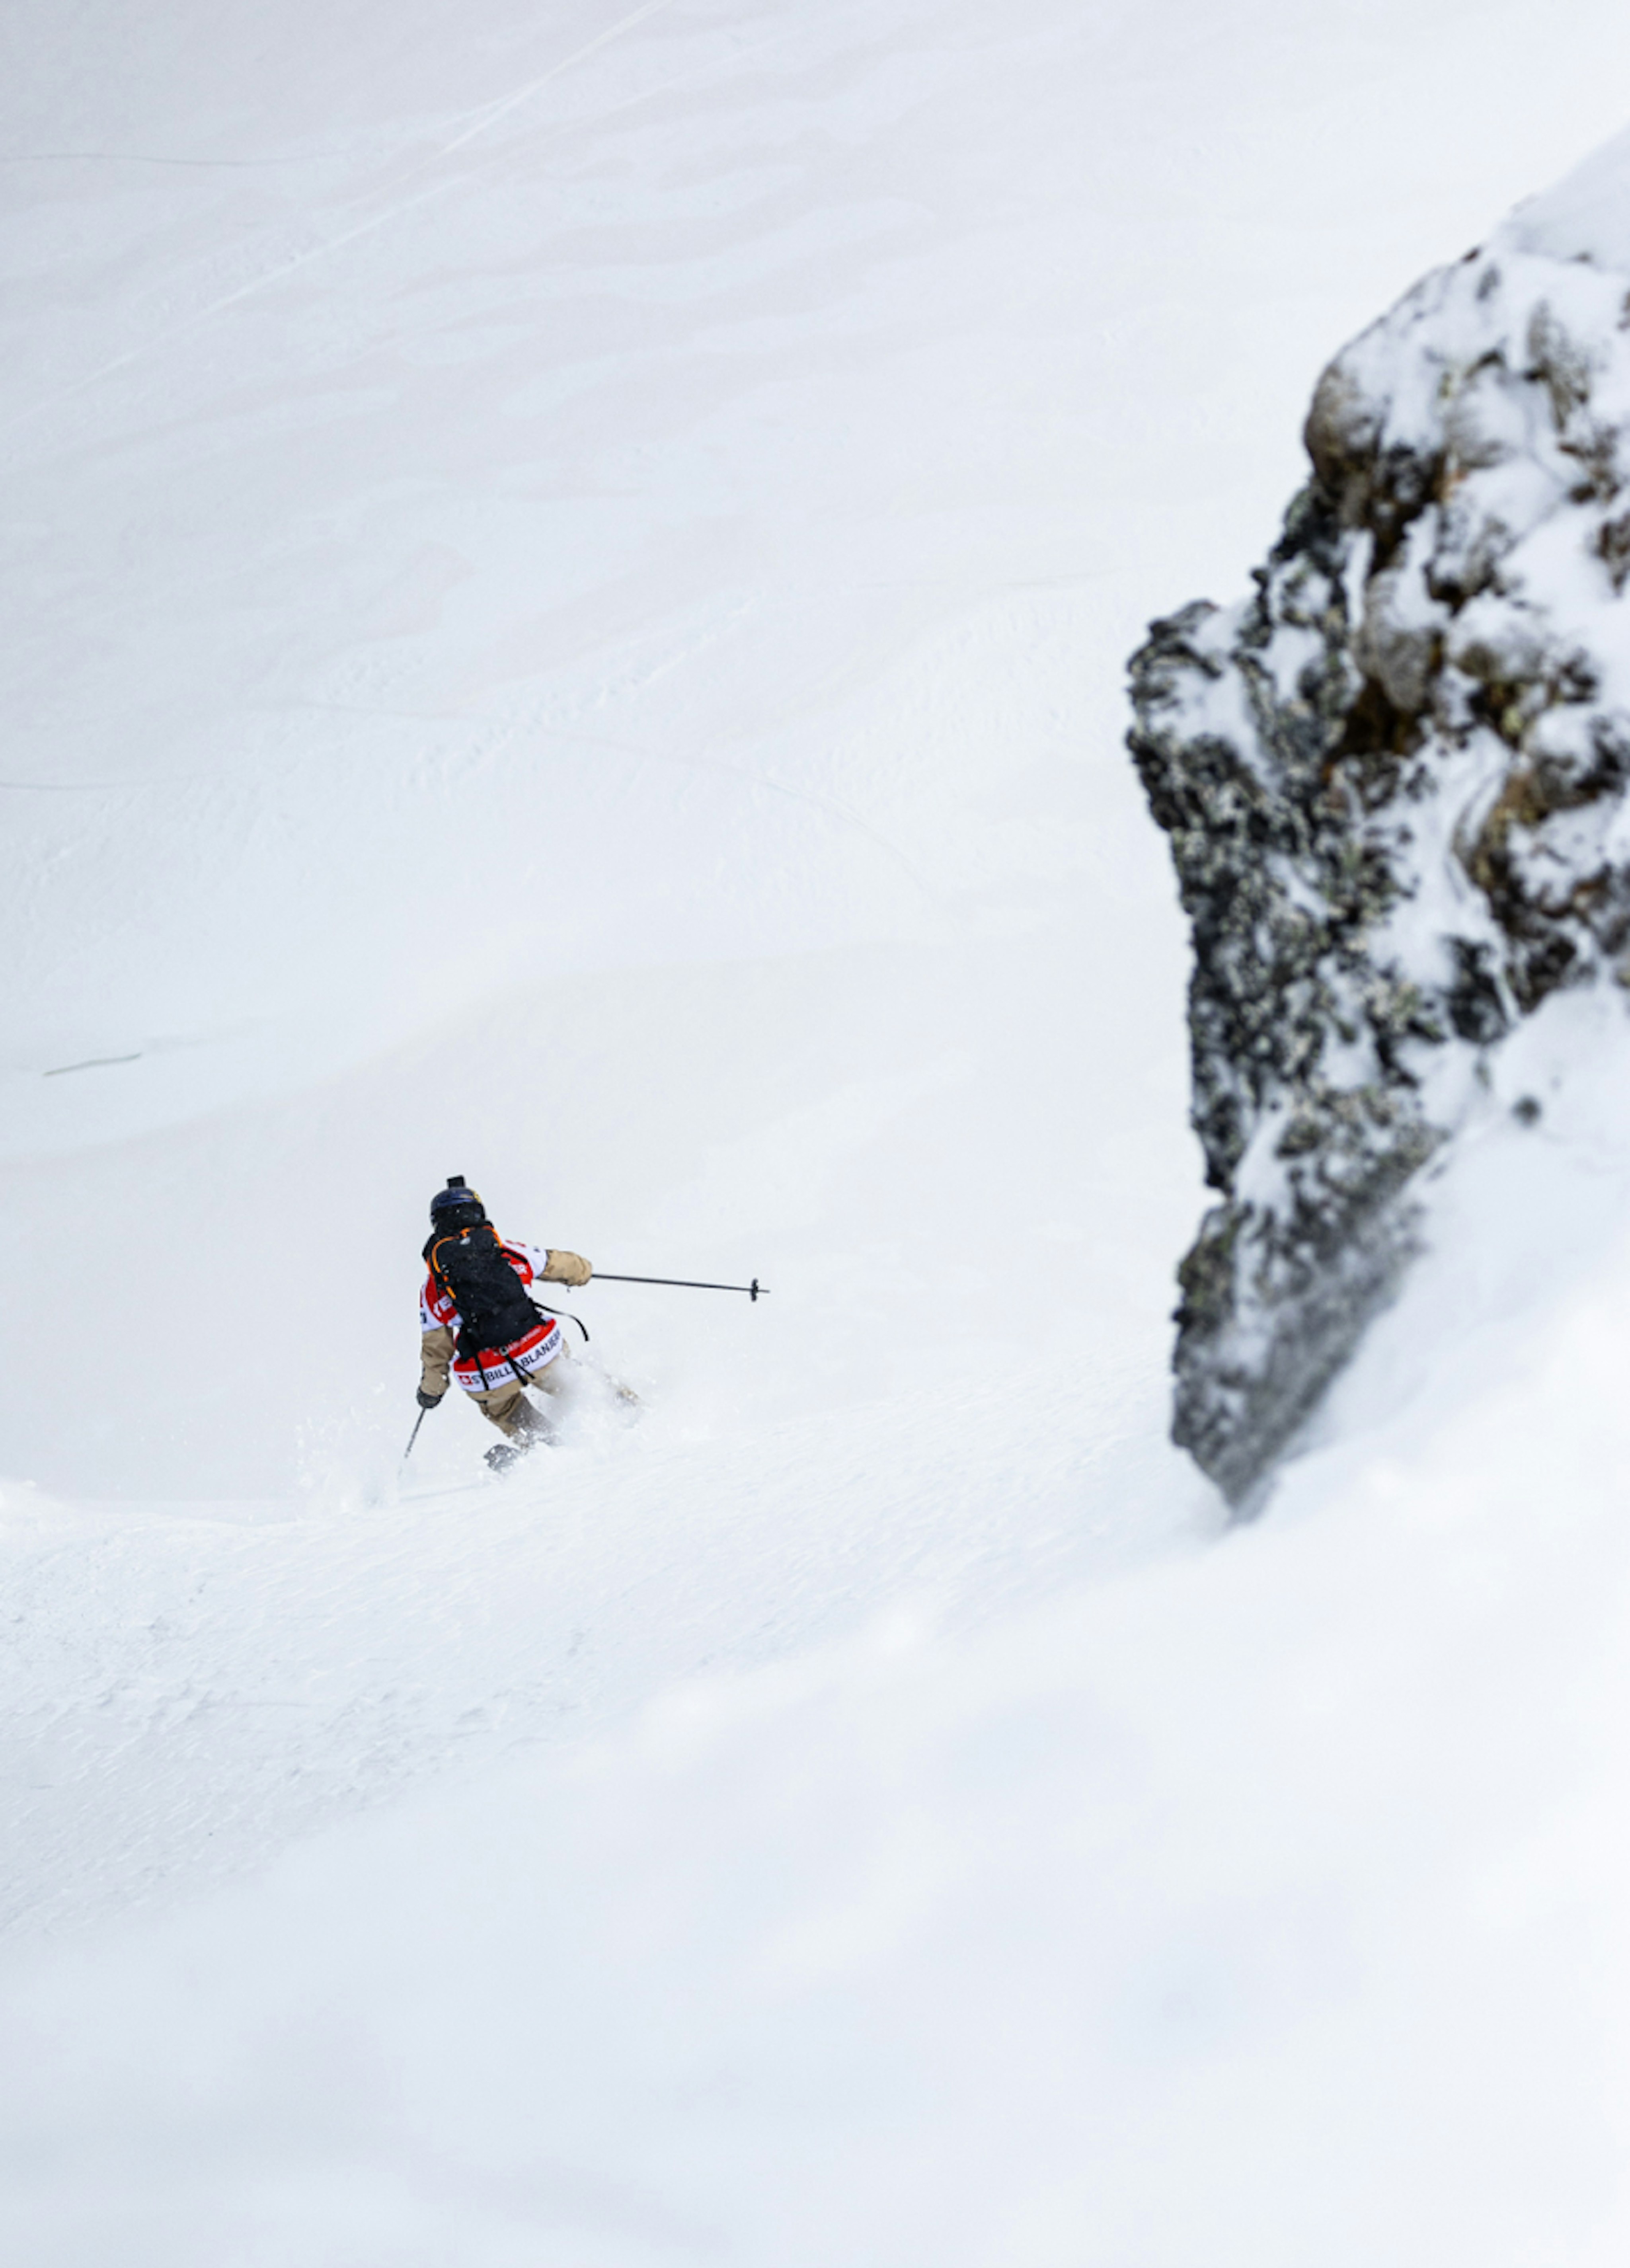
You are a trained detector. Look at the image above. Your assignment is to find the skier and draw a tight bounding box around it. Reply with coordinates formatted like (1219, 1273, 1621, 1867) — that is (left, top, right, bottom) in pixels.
(416, 1177, 593, 1470)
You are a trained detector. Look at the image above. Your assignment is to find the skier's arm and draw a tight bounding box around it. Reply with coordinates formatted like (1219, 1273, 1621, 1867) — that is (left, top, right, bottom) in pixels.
(419, 1324, 453, 1407)
(541, 1248, 592, 1288)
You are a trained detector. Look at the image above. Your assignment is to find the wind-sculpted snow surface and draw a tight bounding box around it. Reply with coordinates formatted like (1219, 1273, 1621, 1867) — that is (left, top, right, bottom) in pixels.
(1131, 130, 1630, 1505)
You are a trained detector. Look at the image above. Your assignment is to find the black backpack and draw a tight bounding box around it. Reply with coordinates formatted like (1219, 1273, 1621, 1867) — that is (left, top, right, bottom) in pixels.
(425, 1223, 540, 1353)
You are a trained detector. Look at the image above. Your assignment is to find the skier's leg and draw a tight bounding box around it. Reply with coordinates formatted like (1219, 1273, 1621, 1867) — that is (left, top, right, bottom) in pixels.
(511, 1394, 555, 1444)
(474, 1378, 555, 1443)
(474, 1380, 528, 1435)
(528, 1342, 571, 1400)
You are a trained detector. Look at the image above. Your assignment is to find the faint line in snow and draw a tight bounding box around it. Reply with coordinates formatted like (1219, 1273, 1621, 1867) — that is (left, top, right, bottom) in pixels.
(428, 0, 681, 164)
(0, 775, 199, 791)
(43, 1054, 142, 1078)
(0, 778, 137, 792)
(253, 698, 472, 723)
(0, 150, 359, 170)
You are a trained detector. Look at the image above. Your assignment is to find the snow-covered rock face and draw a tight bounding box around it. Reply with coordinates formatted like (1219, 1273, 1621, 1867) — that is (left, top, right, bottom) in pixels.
(1130, 138, 1630, 1507)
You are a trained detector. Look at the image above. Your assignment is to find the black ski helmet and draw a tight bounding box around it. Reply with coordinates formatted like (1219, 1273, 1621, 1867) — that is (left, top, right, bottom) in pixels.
(429, 1174, 486, 1232)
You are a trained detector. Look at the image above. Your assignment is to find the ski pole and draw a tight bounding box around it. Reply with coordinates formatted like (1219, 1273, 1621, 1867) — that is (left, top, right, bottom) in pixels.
(402, 1406, 429, 1462)
(592, 1273, 769, 1301)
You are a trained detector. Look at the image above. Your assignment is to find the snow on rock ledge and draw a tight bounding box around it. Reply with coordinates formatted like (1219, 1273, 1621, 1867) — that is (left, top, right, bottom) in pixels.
(1130, 127, 1630, 1508)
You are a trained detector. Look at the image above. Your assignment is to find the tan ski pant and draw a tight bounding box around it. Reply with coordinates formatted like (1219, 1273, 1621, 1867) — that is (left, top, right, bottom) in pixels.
(419, 1325, 569, 1438)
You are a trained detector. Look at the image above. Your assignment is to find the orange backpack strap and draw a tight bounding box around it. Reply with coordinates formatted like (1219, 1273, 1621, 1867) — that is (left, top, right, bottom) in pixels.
(427, 1231, 459, 1293)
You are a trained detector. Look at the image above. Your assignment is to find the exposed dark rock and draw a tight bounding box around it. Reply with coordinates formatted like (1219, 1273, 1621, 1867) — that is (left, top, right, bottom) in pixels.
(1129, 180, 1630, 1506)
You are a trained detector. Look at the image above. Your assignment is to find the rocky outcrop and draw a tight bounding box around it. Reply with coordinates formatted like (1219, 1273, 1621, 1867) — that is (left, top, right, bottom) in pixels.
(1130, 131, 1630, 1506)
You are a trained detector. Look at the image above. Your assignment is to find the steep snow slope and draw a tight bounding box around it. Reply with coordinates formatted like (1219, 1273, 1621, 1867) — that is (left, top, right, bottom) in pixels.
(6, 0, 1630, 2258)
(12, 1311, 1630, 2268)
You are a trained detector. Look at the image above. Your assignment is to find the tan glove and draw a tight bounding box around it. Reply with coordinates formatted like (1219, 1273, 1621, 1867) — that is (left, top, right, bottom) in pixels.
(542, 1249, 592, 1288)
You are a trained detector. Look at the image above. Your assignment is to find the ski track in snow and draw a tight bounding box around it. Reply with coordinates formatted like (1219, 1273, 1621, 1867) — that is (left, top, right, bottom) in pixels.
(7, 0, 1630, 2256)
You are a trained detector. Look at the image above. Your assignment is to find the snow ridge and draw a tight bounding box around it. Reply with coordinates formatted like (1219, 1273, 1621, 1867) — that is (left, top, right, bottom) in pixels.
(1130, 138, 1630, 1504)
